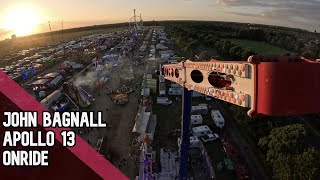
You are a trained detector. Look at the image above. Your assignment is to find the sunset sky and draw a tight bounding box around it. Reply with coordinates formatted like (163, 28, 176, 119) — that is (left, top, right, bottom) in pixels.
(0, 0, 320, 39)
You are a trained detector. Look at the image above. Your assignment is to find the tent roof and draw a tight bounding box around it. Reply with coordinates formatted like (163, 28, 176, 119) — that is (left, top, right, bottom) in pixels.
(132, 107, 151, 133)
(31, 78, 50, 85)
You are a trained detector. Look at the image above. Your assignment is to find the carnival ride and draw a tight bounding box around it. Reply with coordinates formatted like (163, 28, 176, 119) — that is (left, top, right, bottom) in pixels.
(129, 9, 143, 35)
(160, 55, 320, 180)
(63, 81, 94, 109)
(51, 94, 70, 112)
(161, 55, 320, 117)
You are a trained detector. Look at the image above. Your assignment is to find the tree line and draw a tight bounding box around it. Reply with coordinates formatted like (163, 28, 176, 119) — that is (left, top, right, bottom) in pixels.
(163, 21, 320, 60)
(162, 21, 320, 179)
(164, 24, 256, 61)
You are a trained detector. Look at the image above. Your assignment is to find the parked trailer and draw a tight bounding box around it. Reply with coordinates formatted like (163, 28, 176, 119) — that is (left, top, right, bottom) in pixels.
(157, 97, 172, 105)
(192, 91, 204, 98)
(178, 136, 201, 148)
(192, 105, 208, 115)
(159, 82, 166, 96)
(170, 83, 181, 88)
(168, 87, 182, 95)
(211, 110, 225, 129)
(192, 125, 213, 138)
(191, 115, 203, 125)
(205, 95, 212, 101)
(159, 75, 165, 83)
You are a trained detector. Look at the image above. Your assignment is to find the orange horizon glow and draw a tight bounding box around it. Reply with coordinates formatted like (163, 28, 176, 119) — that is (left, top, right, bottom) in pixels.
(1, 6, 41, 36)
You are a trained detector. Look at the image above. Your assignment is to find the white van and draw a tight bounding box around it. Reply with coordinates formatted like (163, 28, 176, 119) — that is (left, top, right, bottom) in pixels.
(191, 115, 203, 125)
(168, 88, 182, 95)
(192, 125, 213, 138)
(211, 110, 225, 129)
(157, 97, 172, 105)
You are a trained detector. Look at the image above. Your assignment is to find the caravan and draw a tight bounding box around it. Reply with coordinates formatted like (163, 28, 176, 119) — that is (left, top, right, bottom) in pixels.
(168, 88, 182, 95)
(191, 115, 203, 125)
(191, 105, 208, 115)
(205, 95, 212, 101)
(192, 125, 213, 138)
(178, 136, 201, 148)
(170, 83, 181, 88)
(157, 97, 172, 105)
(211, 110, 225, 128)
(192, 91, 204, 98)
(159, 83, 166, 96)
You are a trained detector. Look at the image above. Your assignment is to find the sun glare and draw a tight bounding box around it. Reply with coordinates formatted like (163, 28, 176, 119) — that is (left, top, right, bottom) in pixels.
(2, 7, 40, 36)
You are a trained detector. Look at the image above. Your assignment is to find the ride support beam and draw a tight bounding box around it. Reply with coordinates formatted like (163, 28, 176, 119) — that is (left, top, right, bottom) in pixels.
(179, 88, 192, 180)
(162, 56, 320, 117)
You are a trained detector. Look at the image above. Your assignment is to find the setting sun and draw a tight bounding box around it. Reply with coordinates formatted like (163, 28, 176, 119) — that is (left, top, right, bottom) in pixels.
(2, 7, 40, 36)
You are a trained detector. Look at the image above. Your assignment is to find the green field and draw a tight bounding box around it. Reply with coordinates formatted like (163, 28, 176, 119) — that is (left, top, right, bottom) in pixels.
(223, 38, 289, 55)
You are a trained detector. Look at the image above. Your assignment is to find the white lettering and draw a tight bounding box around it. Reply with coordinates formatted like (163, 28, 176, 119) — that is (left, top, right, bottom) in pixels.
(97, 112, 106, 127)
(3, 151, 49, 166)
(2, 151, 10, 166)
(42, 112, 51, 127)
(3, 131, 12, 146)
(2, 131, 55, 147)
(3, 112, 37, 127)
(52, 113, 62, 127)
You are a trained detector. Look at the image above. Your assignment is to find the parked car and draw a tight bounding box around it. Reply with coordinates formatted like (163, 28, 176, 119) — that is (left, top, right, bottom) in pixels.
(201, 133, 219, 143)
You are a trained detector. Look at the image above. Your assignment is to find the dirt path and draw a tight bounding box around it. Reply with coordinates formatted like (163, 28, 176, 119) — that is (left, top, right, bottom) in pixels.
(211, 100, 270, 180)
(80, 54, 157, 179)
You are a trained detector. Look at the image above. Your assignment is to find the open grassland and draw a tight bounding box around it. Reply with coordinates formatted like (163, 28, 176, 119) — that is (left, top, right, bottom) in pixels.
(223, 38, 289, 55)
(0, 25, 127, 58)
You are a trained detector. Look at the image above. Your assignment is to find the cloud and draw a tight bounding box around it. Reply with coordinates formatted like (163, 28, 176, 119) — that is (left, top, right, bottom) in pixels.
(215, 0, 268, 7)
(215, 0, 320, 30)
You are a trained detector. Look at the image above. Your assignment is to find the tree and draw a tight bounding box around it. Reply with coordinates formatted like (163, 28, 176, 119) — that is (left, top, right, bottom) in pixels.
(198, 51, 210, 61)
(241, 48, 255, 60)
(293, 148, 319, 179)
(258, 124, 320, 180)
(302, 51, 317, 59)
(229, 46, 243, 59)
(259, 124, 307, 160)
(221, 41, 233, 55)
(43, 57, 54, 67)
(214, 40, 223, 52)
(282, 52, 291, 56)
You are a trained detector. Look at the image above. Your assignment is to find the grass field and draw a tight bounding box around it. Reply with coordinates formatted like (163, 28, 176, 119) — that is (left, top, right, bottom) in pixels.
(223, 38, 289, 55)
(0, 26, 127, 59)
